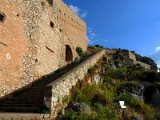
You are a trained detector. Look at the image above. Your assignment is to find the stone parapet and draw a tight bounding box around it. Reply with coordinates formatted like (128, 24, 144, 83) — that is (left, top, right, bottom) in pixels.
(44, 49, 106, 117)
(135, 61, 151, 70)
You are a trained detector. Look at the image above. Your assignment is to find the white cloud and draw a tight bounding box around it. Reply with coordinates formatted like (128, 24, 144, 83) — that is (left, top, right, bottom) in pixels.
(81, 12, 87, 18)
(87, 36, 92, 44)
(149, 48, 160, 71)
(104, 39, 109, 42)
(87, 27, 96, 44)
(87, 28, 95, 37)
(69, 5, 87, 18)
(87, 27, 109, 45)
(69, 5, 80, 15)
(91, 33, 95, 36)
(156, 46, 160, 53)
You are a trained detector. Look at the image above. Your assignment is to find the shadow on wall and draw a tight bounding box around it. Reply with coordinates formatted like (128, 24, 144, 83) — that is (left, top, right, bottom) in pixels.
(0, 51, 94, 113)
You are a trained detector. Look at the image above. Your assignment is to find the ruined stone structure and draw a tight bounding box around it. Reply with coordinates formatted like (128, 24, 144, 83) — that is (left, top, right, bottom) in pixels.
(123, 51, 136, 62)
(123, 51, 151, 69)
(0, 0, 87, 97)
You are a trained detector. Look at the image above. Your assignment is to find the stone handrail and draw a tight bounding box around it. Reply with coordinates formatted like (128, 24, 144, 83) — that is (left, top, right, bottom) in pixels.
(44, 49, 106, 115)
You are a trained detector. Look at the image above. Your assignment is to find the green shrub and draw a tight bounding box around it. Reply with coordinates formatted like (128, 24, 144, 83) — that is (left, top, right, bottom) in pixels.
(58, 109, 96, 120)
(76, 47, 84, 57)
(88, 67, 97, 75)
(57, 109, 76, 120)
(94, 44, 103, 48)
(93, 105, 117, 120)
(118, 93, 141, 110)
(118, 93, 156, 120)
(106, 68, 125, 80)
(73, 91, 90, 104)
(62, 96, 69, 104)
(91, 93, 107, 105)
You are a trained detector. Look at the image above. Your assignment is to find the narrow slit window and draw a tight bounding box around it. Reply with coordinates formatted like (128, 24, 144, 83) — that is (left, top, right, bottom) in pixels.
(50, 21, 54, 28)
(59, 29, 63, 32)
(0, 12, 6, 23)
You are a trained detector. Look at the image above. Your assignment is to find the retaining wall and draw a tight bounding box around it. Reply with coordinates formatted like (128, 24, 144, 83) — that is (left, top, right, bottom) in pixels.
(44, 49, 106, 116)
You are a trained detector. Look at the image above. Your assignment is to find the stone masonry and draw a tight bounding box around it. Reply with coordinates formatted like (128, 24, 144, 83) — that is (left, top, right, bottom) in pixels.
(44, 49, 106, 117)
(123, 51, 151, 69)
(0, 0, 87, 97)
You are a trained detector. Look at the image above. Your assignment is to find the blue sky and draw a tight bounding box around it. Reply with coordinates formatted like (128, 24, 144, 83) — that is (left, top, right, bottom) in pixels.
(64, 0, 160, 66)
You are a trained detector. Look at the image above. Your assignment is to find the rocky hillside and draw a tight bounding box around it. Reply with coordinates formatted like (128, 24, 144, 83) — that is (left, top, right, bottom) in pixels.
(56, 47, 160, 120)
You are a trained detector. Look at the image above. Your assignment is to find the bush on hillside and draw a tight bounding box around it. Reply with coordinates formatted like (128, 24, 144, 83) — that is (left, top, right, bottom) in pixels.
(106, 68, 125, 80)
(94, 44, 103, 48)
(76, 47, 84, 57)
(118, 93, 155, 120)
(135, 54, 157, 71)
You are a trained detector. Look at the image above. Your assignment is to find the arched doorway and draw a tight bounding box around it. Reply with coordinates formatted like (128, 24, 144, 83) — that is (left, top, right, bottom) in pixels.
(65, 45, 73, 63)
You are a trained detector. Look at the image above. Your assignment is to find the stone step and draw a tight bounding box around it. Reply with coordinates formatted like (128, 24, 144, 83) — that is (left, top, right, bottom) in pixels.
(0, 107, 40, 113)
(12, 92, 43, 97)
(19, 93, 44, 97)
(0, 96, 41, 101)
(19, 90, 44, 93)
(0, 98, 43, 103)
(0, 113, 47, 120)
(0, 101, 43, 105)
(0, 103, 41, 107)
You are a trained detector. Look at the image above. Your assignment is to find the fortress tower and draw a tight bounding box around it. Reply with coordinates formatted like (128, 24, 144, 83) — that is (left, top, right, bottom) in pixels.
(0, 0, 88, 97)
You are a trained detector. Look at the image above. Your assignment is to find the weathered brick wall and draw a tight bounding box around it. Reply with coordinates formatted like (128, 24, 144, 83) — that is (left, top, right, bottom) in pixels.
(44, 50, 106, 117)
(53, 0, 88, 51)
(0, 0, 87, 97)
(0, 0, 28, 96)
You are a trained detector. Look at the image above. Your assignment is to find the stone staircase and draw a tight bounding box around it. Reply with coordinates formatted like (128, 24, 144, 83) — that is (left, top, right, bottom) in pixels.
(0, 83, 46, 113)
(0, 56, 91, 113)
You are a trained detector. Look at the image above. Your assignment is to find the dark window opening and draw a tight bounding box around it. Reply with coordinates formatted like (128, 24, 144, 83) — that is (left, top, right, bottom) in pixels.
(0, 12, 6, 23)
(65, 45, 73, 63)
(17, 14, 20, 17)
(59, 29, 63, 32)
(50, 21, 54, 28)
(35, 59, 38, 62)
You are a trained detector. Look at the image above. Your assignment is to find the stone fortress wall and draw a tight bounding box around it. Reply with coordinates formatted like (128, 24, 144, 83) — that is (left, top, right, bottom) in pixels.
(0, 0, 87, 97)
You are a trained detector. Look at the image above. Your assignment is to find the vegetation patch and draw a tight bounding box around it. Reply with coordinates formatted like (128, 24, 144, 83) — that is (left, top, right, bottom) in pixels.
(57, 49, 160, 120)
